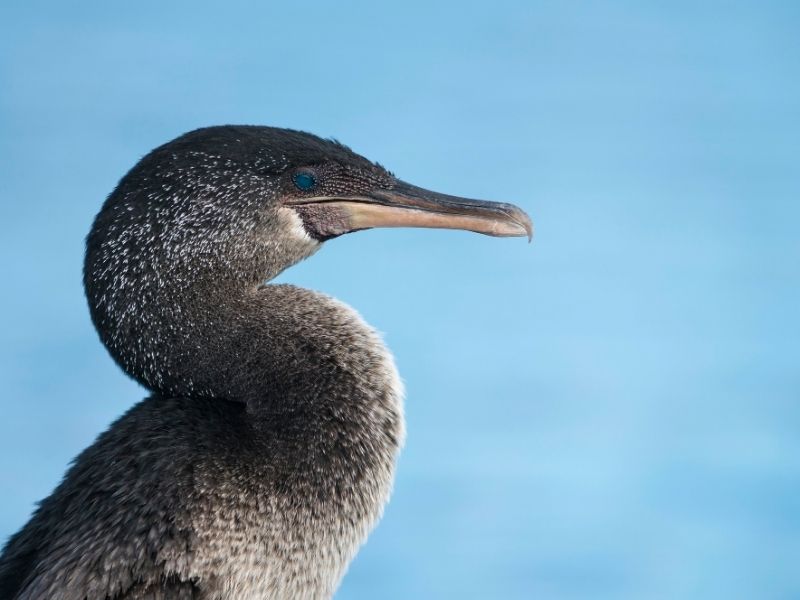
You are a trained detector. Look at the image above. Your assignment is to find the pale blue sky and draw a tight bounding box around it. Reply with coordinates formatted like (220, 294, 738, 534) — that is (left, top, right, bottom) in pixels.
(1, 1, 799, 598)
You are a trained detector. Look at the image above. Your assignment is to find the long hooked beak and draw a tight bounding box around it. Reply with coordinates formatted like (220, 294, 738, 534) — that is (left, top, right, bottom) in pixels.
(286, 180, 533, 242)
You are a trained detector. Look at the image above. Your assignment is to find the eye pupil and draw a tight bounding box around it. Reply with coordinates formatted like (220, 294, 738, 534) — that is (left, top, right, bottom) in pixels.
(293, 172, 316, 191)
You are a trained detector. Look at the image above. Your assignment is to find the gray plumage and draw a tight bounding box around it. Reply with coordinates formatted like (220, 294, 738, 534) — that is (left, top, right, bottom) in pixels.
(0, 125, 531, 599)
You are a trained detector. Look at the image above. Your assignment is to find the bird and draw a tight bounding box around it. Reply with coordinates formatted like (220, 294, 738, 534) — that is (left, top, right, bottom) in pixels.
(0, 125, 532, 600)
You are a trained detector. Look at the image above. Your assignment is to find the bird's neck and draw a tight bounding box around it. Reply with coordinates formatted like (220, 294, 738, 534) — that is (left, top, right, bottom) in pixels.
(95, 267, 403, 416)
(94, 262, 408, 470)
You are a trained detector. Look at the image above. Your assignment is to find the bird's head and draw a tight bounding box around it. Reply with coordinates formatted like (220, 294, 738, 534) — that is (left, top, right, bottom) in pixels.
(88, 124, 532, 297)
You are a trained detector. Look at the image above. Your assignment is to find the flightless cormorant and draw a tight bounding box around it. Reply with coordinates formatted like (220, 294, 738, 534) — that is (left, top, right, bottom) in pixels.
(0, 126, 532, 599)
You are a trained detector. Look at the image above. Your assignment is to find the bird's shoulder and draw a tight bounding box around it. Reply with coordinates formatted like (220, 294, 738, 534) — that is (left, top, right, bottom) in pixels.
(0, 396, 244, 600)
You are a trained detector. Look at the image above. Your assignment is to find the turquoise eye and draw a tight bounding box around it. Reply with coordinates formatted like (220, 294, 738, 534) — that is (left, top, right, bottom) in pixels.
(293, 172, 317, 191)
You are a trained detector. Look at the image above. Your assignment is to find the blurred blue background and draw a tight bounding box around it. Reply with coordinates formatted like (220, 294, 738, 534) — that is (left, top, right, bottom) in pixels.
(1, 1, 798, 598)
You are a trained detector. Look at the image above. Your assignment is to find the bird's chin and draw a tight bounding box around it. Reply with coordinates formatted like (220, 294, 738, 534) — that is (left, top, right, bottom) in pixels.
(289, 203, 355, 241)
(278, 206, 326, 247)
